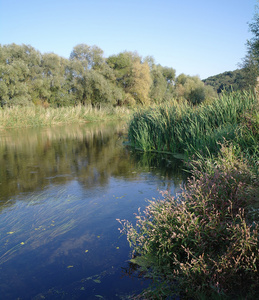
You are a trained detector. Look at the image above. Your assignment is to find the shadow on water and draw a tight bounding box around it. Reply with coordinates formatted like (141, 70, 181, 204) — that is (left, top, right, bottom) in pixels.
(0, 122, 185, 299)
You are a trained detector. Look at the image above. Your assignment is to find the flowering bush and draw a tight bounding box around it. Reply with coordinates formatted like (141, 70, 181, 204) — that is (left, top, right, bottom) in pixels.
(118, 144, 259, 299)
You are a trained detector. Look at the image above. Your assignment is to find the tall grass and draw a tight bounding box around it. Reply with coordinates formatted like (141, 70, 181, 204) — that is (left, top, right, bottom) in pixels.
(128, 90, 258, 158)
(0, 104, 132, 129)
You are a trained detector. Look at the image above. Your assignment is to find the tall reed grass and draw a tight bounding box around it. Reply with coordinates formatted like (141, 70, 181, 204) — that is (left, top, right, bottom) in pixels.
(128, 90, 258, 158)
(0, 105, 132, 129)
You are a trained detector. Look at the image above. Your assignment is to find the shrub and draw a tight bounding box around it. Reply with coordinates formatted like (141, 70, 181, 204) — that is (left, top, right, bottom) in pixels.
(118, 144, 259, 299)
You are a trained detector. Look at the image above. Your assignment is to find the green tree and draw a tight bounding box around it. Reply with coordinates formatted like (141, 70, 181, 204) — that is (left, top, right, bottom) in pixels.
(107, 51, 151, 105)
(148, 64, 176, 104)
(149, 66, 168, 103)
(203, 69, 248, 93)
(69, 44, 105, 70)
(69, 44, 122, 106)
(176, 74, 216, 104)
(242, 3, 259, 87)
(0, 44, 32, 107)
(40, 53, 71, 107)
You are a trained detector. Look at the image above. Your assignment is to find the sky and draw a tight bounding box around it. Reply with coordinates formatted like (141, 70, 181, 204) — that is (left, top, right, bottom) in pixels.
(0, 0, 257, 79)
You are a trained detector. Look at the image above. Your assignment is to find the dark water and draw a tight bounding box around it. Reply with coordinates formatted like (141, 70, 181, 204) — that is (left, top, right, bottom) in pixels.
(0, 122, 184, 300)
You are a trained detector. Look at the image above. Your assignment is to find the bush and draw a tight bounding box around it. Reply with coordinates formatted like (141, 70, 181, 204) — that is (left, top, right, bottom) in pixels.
(118, 144, 259, 299)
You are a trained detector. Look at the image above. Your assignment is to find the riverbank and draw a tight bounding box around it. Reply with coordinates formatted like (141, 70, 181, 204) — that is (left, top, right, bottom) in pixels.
(0, 105, 133, 129)
(120, 90, 259, 299)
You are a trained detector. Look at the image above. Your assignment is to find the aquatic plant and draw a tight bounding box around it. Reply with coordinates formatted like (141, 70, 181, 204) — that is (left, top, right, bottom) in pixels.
(128, 90, 258, 158)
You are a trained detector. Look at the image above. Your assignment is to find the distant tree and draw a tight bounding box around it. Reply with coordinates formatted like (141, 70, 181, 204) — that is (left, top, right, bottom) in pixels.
(0, 44, 32, 107)
(69, 44, 105, 70)
(149, 64, 176, 103)
(40, 53, 71, 107)
(83, 70, 123, 106)
(149, 66, 168, 103)
(161, 66, 176, 83)
(107, 51, 151, 105)
(242, 3, 259, 87)
(130, 58, 151, 105)
(203, 69, 248, 93)
(176, 74, 216, 104)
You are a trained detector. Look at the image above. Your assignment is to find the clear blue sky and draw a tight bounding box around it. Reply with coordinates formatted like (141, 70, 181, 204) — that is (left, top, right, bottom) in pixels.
(0, 0, 257, 79)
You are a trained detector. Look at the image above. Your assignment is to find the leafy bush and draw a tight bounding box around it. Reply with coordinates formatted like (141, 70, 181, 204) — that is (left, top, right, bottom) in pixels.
(118, 144, 259, 299)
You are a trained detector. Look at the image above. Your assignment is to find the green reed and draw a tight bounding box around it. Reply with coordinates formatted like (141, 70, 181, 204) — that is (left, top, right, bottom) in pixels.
(0, 105, 132, 129)
(128, 90, 258, 158)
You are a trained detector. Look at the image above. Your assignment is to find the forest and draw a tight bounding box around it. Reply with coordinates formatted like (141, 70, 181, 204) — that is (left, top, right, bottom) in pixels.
(0, 43, 229, 109)
(203, 68, 248, 93)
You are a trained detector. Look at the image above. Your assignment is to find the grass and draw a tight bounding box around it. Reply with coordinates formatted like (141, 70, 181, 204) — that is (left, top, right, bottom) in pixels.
(0, 104, 133, 129)
(128, 90, 258, 158)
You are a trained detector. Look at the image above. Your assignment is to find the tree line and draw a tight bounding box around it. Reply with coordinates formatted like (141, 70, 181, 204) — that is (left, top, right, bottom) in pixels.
(2, 6, 258, 111)
(202, 69, 248, 93)
(0, 43, 218, 108)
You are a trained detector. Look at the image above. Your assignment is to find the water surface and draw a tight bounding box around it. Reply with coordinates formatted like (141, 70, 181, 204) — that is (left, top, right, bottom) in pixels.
(0, 122, 184, 299)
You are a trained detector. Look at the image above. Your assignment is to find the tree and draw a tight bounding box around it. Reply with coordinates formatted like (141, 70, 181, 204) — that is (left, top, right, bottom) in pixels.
(175, 74, 216, 105)
(0, 44, 32, 107)
(40, 53, 71, 107)
(69, 44, 105, 70)
(242, 3, 259, 88)
(107, 51, 151, 105)
(149, 64, 176, 104)
(203, 69, 248, 93)
(84, 70, 123, 106)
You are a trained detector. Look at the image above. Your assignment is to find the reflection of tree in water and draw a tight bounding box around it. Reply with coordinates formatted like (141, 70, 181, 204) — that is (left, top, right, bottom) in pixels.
(0, 122, 184, 210)
(129, 151, 187, 191)
(0, 123, 131, 205)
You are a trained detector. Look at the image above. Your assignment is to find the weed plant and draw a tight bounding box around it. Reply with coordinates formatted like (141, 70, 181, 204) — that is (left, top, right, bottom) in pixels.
(128, 90, 258, 158)
(118, 144, 259, 299)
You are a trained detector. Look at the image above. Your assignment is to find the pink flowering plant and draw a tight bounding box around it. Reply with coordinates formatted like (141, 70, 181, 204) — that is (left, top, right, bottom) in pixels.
(118, 144, 259, 299)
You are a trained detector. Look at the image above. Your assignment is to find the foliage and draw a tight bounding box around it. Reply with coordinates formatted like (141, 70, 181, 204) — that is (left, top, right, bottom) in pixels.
(203, 69, 249, 93)
(0, 43, 219, 110)
(175, 74, 217, 105)
(128, 90, 258, 158)
(107, 51, 152, 105)
(149, 64, 176, 104)
(118, 144, 259, 299)
(241, 3, 259, 88)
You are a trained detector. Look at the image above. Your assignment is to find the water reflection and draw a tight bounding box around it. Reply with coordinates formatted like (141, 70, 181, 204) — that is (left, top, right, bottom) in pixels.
(0, 123, 126, 204)
(0, 122, 184, 207)
(0, 122, 184, 299)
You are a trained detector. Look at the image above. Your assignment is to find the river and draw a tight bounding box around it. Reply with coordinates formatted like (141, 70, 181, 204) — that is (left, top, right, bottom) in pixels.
(0, 122, 184, 299)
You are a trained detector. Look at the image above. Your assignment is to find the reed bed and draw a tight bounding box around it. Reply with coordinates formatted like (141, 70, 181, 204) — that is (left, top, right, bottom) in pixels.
(0, 105, 132, 129)
(128, 90, 258, 157)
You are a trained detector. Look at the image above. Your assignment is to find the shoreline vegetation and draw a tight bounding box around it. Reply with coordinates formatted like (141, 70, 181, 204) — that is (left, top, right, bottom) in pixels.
(118, 90, 259, 299)
(128, 90, 258, 158)
(0, 105, 132, 129)
(1, 6, 259, 297)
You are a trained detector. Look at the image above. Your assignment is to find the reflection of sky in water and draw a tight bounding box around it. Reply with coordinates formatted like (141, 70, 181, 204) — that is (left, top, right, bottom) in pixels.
(0, 123, 184, 299)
